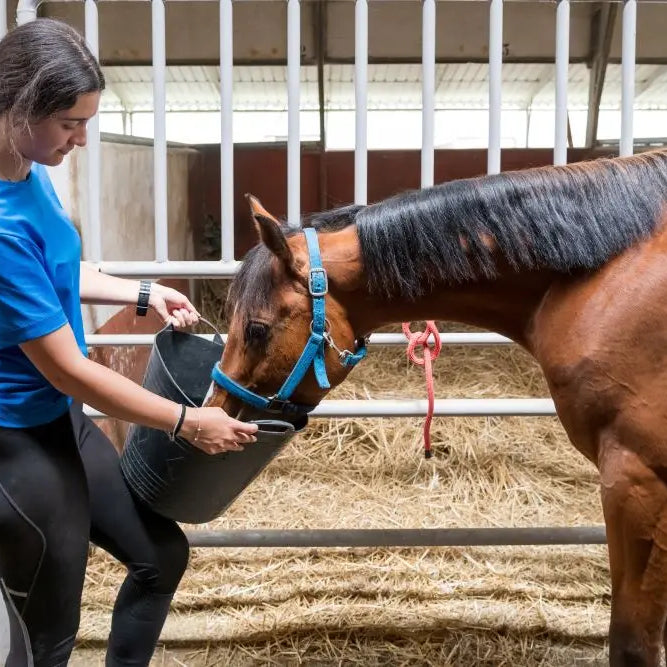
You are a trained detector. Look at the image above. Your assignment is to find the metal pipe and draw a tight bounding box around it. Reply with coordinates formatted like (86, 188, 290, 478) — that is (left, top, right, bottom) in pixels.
(316, 0, 327, 200)
(185, 526, 606, 548)
(152, 0, 168, 261)
(16, 0, 40, 25)
(354, 0, 368, 205)
(1, 0, 7, 38)
(84, 398, 557, 420)
(220, 0, 235, 261)
(85, 332, 513, 347)
(95, 260, 241, 277)
(620, 0, 637, 157)
(554, 0, 570, 166)
(312, 398, 556, 417)
(421, 0, 436, 188)
(287, 0, 301, 227)
(487, 0, 503, 175)
(85, 0, 102, 262)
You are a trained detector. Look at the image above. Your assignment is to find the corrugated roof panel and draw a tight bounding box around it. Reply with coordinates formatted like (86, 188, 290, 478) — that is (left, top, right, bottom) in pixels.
(100, 87, 123, 112)
(99, 63, 667, 114)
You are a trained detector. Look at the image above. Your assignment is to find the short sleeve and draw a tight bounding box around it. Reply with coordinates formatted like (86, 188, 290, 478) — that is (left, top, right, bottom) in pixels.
(0, 233, 67, 348)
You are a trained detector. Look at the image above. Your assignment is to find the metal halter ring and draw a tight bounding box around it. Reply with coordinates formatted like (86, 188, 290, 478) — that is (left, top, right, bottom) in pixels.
(310, 318, 332, 336)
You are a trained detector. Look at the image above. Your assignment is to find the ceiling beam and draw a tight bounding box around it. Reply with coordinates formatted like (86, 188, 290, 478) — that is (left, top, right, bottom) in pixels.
(585, 2, 618, 148)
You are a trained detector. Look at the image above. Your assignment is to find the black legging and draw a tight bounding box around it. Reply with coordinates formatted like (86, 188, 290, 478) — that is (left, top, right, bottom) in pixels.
(0, 404, 190, 667)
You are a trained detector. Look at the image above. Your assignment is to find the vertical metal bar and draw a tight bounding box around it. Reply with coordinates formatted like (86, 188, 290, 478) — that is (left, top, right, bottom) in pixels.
(15, 0, 39, 26)
(316, 0, 328, 210)
(287, 0, 301, 227)
(620, 0, 636, 157)
(85, 0, 102, 261)
(0, 0, 7, 38)
(421, 0, 436, 188)
(220, 0, 234, 260)
(554, 0, 570, 166)
(355, 0, 368, 205)
(488, 0, 503, 175)
(152, 0, 168, 261)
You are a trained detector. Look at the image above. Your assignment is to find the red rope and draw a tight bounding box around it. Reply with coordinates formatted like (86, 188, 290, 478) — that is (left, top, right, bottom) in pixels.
(402, 321, 442, 459)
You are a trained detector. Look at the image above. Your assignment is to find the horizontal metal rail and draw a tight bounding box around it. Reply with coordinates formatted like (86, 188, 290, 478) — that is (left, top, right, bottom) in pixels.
(86, 332, 513, 346)
(95, 261, 240, 278)
(184, 526, 606, 548)
(84, 398, 557, 419)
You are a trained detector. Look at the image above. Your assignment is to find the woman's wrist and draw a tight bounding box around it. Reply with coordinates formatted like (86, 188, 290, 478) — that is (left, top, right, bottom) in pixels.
(136, 280, 152, 316)
(178, 406, 199, 441)
(168, 403, 186, 440)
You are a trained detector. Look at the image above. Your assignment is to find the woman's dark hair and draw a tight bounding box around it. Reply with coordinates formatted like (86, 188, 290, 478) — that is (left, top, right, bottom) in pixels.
(0, 18, 105, 127)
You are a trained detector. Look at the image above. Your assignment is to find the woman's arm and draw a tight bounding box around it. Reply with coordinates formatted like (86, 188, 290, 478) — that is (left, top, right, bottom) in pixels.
(20, 324, 257, 453)
(26, 323, 185, 431)
(80, 263, 199, 327)
(79, 262, 142, 305)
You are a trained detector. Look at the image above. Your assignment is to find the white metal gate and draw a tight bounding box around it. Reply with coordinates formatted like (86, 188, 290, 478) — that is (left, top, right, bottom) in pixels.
(1, 0, 644, 547)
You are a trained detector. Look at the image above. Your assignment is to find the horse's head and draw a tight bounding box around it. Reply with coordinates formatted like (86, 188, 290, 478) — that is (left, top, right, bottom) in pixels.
(211, 195, 368, 426)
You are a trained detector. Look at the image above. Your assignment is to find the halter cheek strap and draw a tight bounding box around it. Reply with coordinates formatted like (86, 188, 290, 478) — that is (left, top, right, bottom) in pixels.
(303, 227, 331, 391)
(210, 227, 367, 417)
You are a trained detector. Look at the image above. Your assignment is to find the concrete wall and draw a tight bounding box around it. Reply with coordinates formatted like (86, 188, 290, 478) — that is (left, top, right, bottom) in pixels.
(68, 139, 197, 262)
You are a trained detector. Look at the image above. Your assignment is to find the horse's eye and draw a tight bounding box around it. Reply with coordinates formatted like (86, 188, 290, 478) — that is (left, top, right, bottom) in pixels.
(244, 321, 270, 347)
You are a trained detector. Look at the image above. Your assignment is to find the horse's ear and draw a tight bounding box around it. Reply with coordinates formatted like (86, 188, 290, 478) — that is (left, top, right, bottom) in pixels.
(245, 193, 294, 269)
(246, 193, 281, 226)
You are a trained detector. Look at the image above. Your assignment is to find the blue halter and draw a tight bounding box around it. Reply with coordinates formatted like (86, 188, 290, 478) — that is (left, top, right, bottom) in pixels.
(211, 227, 367, 417)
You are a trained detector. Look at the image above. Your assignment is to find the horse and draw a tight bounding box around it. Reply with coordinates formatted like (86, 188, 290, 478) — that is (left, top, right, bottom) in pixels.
(204, 149, 667, 666)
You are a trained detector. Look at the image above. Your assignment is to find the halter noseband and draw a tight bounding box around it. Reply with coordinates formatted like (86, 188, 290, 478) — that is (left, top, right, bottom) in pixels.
(210, 227, 367, 417)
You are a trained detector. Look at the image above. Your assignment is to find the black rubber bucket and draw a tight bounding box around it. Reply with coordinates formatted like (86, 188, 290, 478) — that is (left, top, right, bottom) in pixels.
(120, 323, 305, 524)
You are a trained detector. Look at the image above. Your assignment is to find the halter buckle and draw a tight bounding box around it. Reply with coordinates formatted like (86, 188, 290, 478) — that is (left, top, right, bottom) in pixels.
(308, 268, 328, 297)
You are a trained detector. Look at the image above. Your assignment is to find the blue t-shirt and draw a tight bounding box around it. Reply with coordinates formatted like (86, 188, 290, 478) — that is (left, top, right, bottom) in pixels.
(0, 164, 87, 428)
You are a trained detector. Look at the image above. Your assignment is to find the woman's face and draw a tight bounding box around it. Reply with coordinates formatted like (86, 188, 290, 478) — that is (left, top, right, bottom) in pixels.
(14, 91, 100, 166)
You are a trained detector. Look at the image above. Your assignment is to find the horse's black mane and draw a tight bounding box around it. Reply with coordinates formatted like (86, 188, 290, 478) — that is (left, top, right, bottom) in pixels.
(228, 151, 667, 320)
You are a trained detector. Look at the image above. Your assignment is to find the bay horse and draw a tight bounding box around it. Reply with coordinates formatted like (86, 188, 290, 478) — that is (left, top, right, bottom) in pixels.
(205, 149, 667, 666)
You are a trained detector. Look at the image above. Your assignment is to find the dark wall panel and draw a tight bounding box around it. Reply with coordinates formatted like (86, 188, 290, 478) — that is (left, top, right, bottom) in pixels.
(188, 146, 612, 260)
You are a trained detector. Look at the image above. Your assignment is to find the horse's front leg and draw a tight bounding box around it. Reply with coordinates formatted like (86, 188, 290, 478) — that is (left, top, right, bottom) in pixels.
(599, 438, 667, 666)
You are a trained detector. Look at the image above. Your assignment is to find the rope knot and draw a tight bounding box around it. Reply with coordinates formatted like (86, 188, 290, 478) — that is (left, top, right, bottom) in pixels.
(402, 321, 442, 366)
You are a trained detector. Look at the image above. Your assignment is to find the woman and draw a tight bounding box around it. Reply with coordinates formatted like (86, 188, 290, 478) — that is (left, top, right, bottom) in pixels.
(0, 18, 257, 666)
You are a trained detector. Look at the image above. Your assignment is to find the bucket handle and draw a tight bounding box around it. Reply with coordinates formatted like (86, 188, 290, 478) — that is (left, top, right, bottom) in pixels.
(163, 316, 224, 346)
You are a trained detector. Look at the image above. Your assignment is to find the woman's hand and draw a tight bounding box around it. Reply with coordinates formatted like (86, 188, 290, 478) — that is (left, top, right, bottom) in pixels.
(149, 284, 200, 328)
(180, 406, 258, 455)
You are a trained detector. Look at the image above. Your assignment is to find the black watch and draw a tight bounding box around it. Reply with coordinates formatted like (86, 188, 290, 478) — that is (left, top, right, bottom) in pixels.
(136, 280, 152, 316)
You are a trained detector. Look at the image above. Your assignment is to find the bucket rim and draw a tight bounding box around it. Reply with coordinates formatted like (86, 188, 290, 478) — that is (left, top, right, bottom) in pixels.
(152, 318, 224, 407)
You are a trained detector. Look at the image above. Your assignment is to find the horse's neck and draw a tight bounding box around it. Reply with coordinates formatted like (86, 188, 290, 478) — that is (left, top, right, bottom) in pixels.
(356, 277, 551, 347)
(320, 227, 553, 348)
